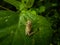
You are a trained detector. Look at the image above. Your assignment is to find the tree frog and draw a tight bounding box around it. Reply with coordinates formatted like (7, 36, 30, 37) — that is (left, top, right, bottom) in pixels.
(25, 20, 35, 36)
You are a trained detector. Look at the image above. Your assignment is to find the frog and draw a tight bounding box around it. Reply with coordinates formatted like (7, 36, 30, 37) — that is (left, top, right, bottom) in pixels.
(25, 20, 35, 36)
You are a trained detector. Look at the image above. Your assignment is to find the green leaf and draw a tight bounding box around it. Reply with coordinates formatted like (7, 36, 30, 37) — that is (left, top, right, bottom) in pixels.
(4, 0, 34, 10)
(21, 0, 34, 8)
(39, 6, 46, 13)
(0, 10, 53, 45)
(0, 10, 19, 29)
(4, 0, 21, 9)
(0, 10, 19, 45)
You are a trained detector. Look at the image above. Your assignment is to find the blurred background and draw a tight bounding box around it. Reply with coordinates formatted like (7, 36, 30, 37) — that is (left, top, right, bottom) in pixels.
(0, 0, 60, 45)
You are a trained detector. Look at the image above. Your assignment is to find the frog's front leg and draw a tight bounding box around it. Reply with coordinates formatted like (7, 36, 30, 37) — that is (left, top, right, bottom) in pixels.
(28, 32, 35, 36)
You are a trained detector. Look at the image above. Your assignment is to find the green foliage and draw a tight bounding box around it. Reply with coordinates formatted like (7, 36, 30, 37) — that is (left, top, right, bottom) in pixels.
(21, 0, 34, 8)
(0, 10, 52, 45)
(4, 0, 20, 9)
(0, 10, 19, 45)
(0, 0, 60, 45)
(0, 10, 18, 29)
(19, 10, 52, 45)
